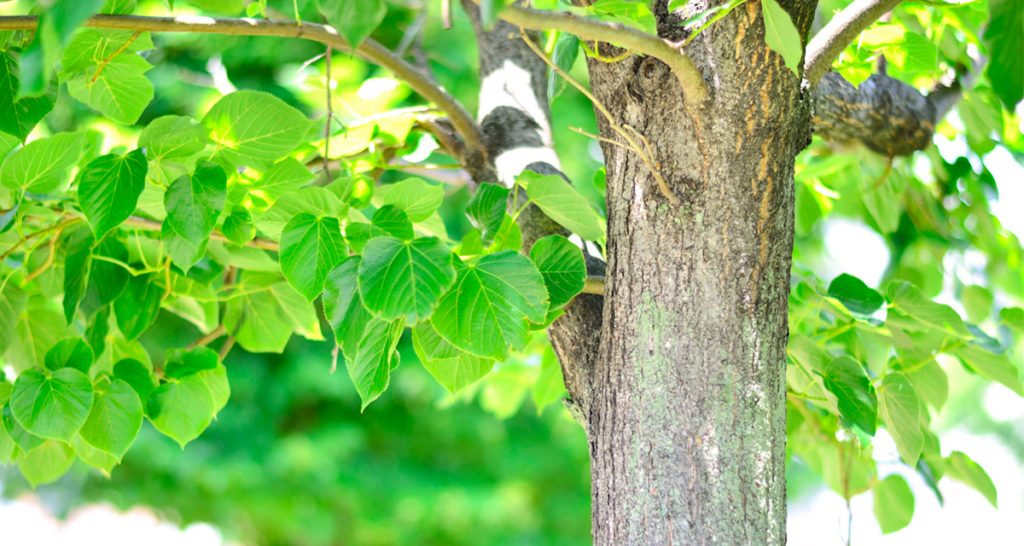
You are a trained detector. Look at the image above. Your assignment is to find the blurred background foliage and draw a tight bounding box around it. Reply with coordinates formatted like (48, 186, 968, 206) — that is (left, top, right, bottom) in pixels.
(1, 0, 1022, 545)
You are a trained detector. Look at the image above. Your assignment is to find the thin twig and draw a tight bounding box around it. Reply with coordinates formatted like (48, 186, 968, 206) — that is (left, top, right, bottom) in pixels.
(189, 324, 227, 349)
(804, 0, 903, 85)
(476, 0, 707, 103)
(0, 14, 487, 168)
(91, 30, 141, 83)
(582, 275, 605, 296)
(569, 126, 629, 150)
(441, 0, 452, 29)
(323, 45, 333, 180)
(22, 220, 69, 282)
(0, 217, 79, 262)
(219, 336, 236, 360)
(579, 41, 632, 64)
(120, 216, 280, 251)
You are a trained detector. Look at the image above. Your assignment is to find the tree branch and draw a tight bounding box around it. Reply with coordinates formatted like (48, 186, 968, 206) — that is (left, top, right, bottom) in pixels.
(0, 14, 488, 171)
(474, 2, 708, 103)
(804, 0, 903, 85)
(812, 59, 979, 157)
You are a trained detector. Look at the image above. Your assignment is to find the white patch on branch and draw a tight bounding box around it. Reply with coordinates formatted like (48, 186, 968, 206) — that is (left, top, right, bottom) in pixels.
(493, 146, 561, 187)
(479, 60, 553, 144)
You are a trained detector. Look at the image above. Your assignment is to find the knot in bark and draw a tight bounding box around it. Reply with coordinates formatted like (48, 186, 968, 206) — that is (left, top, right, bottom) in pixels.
(637, 57, 669, 95)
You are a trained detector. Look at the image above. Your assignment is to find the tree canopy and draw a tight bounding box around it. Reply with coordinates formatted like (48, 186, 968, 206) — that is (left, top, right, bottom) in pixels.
(0, 0, 1021, 544)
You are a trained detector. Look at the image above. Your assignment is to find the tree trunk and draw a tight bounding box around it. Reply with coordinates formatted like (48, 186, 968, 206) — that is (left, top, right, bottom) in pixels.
(582, 3, 816, 543)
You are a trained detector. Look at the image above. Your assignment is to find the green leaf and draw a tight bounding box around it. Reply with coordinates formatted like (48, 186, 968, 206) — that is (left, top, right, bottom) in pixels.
(223, 273, 319, 353)
(431, 252, 549, 360)
(18, 0, 106, 95)
(79, 378, 142, 459)
(85, 307, 111, 358)
(358, 236, 456, 322)
(0, 51, 56, 141)
(113, 274, 164, 340)
(251, 157, 315, 204)
(520, 171, 604, 242)
(164, 347, 219, 380)
(529, 235, 586, 309)
(887, 282, 970, 337)
(985, 0, 1024, 108)
(162, 163, 228, 271)
(901, 360, 948, 411)
(828, 273, 884, 316)
(139, 115, 209, 161)
(345, 222, 388, 253)
(323, 257, 374, 360)
(945, 450, 998, 507)
(480, 0, 506, 29)
(3, 405, 43, 452)
(961, 285, 993, 323)
(878, 373, 923, 466)
(822, 356, 877, 435)
(347, 317, 404, 410)
(202, 90, 312, 168)
(88, 236, 131, 305)
(66, 52, 154, 124)
(873, 474, 915, 534)
(0, 132, 84, 192)
(316, 0, 387, 47)
(73, 433, 118, 474)
(199, 364, 230, 414)
(548, 33, 580, 100)
(255, 186, 341, 240)
(372, 205, 414, 240)
(280, 213, 347, 301)
(62, 225, 94, 323)
(78, 148, 148, 237)
(375, 178, 444, 222)
(760, 0, 803, 75)
(146, 374, 216, 447)
(222, 206, 255, 245)
(1001, 307, 1024, 334)
(17, 440, 75, 486)
(412, 321, 494, 394)
(7, 306, 67, 374)
(952, 343, 1023, 395)
(113, 358, 157, 403)
(45, 338, 94, 374)
(0, 284, 26, 355)
(466, 183, 509, 246)
(532, 346, 567, 412)
(59, 29, 153, 76)
(10, 368, 94, 441)
(307, 269, 383, 385)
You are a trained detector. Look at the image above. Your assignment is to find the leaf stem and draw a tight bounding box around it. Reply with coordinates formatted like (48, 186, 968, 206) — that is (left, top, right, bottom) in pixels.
(90, 30, 141, 84)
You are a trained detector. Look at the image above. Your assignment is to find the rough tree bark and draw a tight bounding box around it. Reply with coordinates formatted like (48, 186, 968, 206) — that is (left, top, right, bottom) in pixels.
(463, 0, 950, 543)
(579, 2, 818, 543)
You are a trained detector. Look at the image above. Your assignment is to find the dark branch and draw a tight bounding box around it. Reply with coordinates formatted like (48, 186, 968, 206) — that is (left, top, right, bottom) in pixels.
(812, 60, 979, 156)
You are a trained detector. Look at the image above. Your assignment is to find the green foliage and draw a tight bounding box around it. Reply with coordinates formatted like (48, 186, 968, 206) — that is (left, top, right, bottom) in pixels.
(78, 149, 148, 238)
(873, 474, 915, 533)
(760, 0, 803, 75)
(0, 2, 1019, 543)
(519, 171, 605, 242)
(316, 0, 387, 47)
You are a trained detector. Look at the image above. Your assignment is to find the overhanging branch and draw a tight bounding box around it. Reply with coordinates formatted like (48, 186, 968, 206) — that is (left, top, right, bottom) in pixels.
(0, 14, 487, 169)
(804, 0, 903, 85)
(476, 2, 708, 103)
